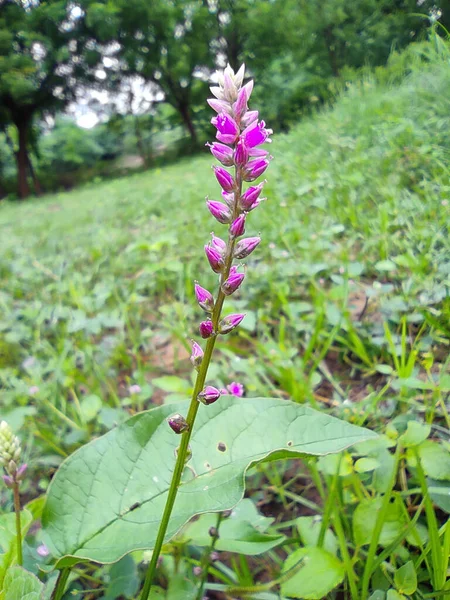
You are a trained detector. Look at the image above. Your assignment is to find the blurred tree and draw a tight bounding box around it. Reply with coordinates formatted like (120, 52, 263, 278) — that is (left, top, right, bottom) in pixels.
(0, 0, 111, 198)
(109, 0, 217, 145)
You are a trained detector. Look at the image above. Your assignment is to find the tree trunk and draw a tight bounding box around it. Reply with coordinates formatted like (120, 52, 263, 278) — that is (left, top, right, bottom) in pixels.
(323, 26, 340, 77)
(14, 118, 31, 199)
(134, 116, 151, 168)
(27, 152, 42, 195)
(178, 103, 197, 145)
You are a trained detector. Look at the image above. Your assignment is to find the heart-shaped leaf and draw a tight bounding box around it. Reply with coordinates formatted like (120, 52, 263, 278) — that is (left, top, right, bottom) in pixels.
(42, 397, 376, 566)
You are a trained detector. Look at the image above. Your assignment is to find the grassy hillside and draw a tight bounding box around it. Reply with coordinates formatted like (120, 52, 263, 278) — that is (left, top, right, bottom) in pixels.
(0, 40, 449, 434)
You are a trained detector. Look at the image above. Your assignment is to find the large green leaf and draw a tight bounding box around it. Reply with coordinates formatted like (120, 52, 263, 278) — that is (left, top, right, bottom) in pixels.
(0, 510, 33, 588)
(2, 567, 43, 600)
(42, 397, 376, 566)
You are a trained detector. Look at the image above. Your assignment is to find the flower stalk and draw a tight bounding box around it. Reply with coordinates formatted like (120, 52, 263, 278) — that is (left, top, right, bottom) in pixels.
(140, 63, 271, 600)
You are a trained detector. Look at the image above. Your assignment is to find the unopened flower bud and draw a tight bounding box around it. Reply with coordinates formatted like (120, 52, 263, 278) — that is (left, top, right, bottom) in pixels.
(211, 234, 227, 254)
(199, 320, 214, 339)
(190, 341, 204, 369)
(234, 236, 261, 259)
(167, 413, 189, 435)
(243, 158, 270, 182)
(205, 245, 224, 273)
(207, 200, 232, 224)
(218, 313, 245, 334)
(210, 551, 220, 562)
(193, 566, 203, 577)
(16, 463, 27, 481)
(240, 182, 264, 211)
(233, 87, 248, 120)
(195, 283, 214, 312)
(209, 526, 219, 539)
(207, 98, 232, 114)
(2, 475, 14, 488)
(222, 271, 245, 295)
(198, 386, 221, 405)
(0, 421, 21, 474)
(234, 139, 249, 166)
(213, 167, 235, 192)
(230, 214, 246, 238)
(241, 110, 258, 128)
(221, 191, 235, 208)
(207, 142, 234, 166)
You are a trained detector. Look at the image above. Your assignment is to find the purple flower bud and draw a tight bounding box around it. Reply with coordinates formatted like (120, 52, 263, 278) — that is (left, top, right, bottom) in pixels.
(199, 320, 214, 339)
(37, 544, 50, 557)
(249, 147, 269, 158)
(213, 166, 235, 192)
(211, 113, 239, 144)
(2, 475, 14, 488)
(207, 142, 234, 166)
(193, 566, 203, 577)
(234, 236, 261, 259)
(195, 283, 214, 312)
(242, 120, 273, 148)
(190, 340, 204, 368)
(167, 413, 190, 434)
(210, 234, 227, 254)
(240, 182, 264, 210)
(221, 191, 235, 208)
(205, 244, 224, 273)
(210, 551, 220, 562)
(218, 313, 246, 334)
(129, 384, 142, 395)
(243, 158, 270, 182)
(241, 110, 259, 128)
(16, 463, 27, 481)
(227, 382, 244, 397)
(230, 214, 246, 238)
(222, 271, 245, 295)
(206, 200, 232, 224)
(207, 98, 232, 114)
(198, 386, 221, 405)
(223, 70, 237, 102)
(234, 139, 249, 167)
(209, 526, 219, 538)
(233, 87, 248, 120)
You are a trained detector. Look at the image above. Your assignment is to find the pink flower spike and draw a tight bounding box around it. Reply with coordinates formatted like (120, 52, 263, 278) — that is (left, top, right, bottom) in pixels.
(207, 142, 234, 166)
(227, 382, 244, 397)
(213, 166, 235, 192)
(199, 320, 214, 339)
(211, 113, 239, 144)
(195, 283, 214, 312)
(240, 182, 265, 210)
(219, 313, 246, 334)
(243, 157, 270, 182)
(234, 236, 261, 259)
(190, 340, 204, 369)
(230, 214, 246, 238)
(242, 120, 273, 148)
(198, 386, 222, 405)
(241, 80, 254, 101)
(205, 244, 224, 273)
(234, 139, 249, 167)
(207, 200, 232, 224)
(222, 271, 245, 296)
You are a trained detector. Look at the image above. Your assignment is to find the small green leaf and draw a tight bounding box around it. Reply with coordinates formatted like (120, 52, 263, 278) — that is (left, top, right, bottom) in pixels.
(296, 516, 338, 556)
(353, 497, 405, 547)
(394, 561, 417, 595)
(368, 592, 386, 600)
(386, 590, 405, 600)
(2, 566, 43, 600)
(280, 546, 344, 599)
(105, 555, 139, 599)
(80, 395, 102, 422)
(354, 457, 380, 473)
(375, 260, 396, 272)
(166, 574, 196, 600)
(317, 453, 353, 476)
(42, 397, 375, 566)
(400, 422, 430, 447)
(418, 441, 450, 481)
(180, 499, 284, 555)
(427, 478, 450, 514)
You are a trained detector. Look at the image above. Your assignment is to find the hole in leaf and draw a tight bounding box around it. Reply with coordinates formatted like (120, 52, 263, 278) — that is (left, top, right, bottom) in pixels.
(217, 442, 227, 452)
(287, 441, 293, 447)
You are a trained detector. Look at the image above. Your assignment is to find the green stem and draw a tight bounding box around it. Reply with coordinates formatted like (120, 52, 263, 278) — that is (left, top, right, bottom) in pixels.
(12, 481, 22, 566)
(333, 505, 359, 600)
(51, 568, 70, 600)
(360, 444, 402, 599)
(196, 513, 223, 600)
(140, 167, 242, 600)
(317, 454, 342, 548)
